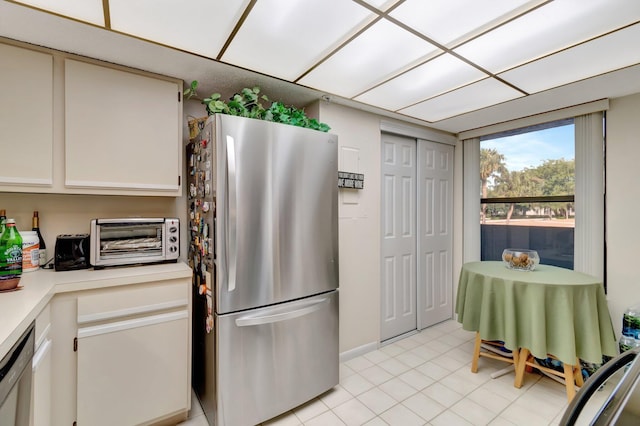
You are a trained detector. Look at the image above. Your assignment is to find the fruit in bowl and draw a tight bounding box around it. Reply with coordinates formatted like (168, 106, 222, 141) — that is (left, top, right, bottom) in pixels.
(502, 249, 539, 271)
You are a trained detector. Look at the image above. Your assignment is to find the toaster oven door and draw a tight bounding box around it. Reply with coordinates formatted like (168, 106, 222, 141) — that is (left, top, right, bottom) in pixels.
(91, 219, 166, 267)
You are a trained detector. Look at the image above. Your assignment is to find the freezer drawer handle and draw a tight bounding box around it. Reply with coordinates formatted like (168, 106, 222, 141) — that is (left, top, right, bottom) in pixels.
(235, 298, 329, 327)
(226, 135, 238, 292)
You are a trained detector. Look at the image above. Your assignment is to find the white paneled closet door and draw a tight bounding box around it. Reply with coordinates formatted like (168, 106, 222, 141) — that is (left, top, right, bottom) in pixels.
(417, 140, 454, 329)
(381, 134, 417, 341)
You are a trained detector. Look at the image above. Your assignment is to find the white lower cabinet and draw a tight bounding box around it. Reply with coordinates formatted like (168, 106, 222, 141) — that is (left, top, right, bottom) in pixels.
(31, 304, 52, 426)
(50, 277, 191, 426)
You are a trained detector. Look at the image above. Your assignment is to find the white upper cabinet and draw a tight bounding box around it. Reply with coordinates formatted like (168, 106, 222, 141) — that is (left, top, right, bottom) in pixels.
(64, 59, 182, 195)
(0, 44, 54, 188)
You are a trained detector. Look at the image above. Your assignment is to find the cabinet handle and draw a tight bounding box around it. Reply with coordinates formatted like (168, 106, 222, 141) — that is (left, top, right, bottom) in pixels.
(77, 299, 188, 324)
(78, 310, 188, 339)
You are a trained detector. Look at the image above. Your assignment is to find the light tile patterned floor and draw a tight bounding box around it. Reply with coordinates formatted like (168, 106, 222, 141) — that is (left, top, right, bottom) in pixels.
(180, 320, 570, 425)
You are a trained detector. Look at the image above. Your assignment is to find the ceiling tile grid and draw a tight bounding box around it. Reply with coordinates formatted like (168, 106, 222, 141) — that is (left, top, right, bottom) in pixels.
(7, 0, 640, 128)
(398, 77, 524, 122)
(354, 53, 487, 111)
(388, 0, 541, 48)
(108, 0, 249, 59)
(220, 0, 376, 81)
(297, 18, 441, 99)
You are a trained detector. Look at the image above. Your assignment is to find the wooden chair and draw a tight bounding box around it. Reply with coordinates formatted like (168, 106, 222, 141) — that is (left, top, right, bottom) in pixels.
(471, 332, 519, 378)
(514, 348, 584, 402)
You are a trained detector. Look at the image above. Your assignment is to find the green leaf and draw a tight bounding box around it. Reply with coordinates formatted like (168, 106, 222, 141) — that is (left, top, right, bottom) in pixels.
(184, 80, 198, 100)
(197, 85, 330, 130)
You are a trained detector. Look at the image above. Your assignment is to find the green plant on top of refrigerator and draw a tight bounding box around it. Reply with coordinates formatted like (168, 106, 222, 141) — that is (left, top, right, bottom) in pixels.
(185, 81, 330, 132)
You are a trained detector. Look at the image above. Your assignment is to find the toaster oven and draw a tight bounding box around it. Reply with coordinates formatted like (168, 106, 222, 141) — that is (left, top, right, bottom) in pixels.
(90, 218, 179, 268)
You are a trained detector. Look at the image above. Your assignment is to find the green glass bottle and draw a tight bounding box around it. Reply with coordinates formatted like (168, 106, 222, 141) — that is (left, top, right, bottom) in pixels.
(0, 209, 6, 235)
(0, 218, 23, 290)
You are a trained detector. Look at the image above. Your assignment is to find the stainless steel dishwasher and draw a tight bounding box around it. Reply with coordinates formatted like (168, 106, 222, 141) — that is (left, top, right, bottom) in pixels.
(0, 322, 35, 426)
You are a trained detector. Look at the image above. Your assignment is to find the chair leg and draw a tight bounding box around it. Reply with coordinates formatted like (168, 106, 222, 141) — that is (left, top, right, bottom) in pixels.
(471, 332, 482, 373)
(574, 360, 584, 387)
(514, 348, 529, 388)
(563, 362, 576, 402)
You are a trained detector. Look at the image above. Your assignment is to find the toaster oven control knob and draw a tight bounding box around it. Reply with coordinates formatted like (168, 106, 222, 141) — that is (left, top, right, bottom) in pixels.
(169, 246, 178, 253)
(170, 236, 178, 243)
(169, 226, 178, 233)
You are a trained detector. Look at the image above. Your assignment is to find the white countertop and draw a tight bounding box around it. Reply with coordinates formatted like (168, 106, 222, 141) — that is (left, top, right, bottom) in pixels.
(0, 262, 192, 360)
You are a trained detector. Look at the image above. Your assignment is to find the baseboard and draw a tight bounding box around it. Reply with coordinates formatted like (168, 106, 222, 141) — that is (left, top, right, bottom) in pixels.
(380, 330, 418, 346)
(340, 341, 379, 363)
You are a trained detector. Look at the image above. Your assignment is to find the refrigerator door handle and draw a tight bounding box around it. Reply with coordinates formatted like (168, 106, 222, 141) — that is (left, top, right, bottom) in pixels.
(235, 298, 329, 327)
(226, 135, 238, 292)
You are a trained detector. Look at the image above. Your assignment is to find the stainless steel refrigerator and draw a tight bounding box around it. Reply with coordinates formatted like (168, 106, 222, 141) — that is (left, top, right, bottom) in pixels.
(187, 114, 339, 426)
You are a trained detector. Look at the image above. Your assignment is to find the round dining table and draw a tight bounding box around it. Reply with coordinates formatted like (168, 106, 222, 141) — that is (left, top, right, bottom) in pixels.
(456, 261, 618, 400)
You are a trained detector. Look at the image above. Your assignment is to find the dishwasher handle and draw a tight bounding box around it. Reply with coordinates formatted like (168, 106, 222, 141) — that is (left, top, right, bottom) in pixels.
(235, 298, 329, 327)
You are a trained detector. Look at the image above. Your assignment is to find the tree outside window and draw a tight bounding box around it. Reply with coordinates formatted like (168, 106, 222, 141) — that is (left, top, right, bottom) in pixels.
(480, 120, 575, 269)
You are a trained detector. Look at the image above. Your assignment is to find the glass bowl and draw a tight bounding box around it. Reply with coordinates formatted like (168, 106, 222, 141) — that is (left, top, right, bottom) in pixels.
(502, 249, 539, 271)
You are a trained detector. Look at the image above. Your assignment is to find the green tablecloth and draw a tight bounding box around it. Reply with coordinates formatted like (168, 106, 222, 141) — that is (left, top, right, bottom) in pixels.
(456, 261, 618, 365)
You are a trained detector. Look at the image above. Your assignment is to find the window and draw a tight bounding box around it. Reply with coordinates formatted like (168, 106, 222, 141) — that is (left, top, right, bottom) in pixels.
(479, 119, 575, 269)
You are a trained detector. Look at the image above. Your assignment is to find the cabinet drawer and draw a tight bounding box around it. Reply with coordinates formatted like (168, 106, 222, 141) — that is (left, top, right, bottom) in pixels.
(215, 291, 339, 425)
(77, 279, 188, 324)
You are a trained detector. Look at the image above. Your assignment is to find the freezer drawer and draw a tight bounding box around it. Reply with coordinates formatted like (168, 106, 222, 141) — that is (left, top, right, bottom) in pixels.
(214, 290, 338, 426)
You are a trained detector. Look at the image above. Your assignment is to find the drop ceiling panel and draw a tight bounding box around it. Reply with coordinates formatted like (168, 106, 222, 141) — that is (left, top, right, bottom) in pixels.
(298, 19, 440, 98)
(399, 78, 524, 122)
(355, 53, 485, 111)
(499, 23, 640, 94)
(13, 0, 104, 25)
(455, 0, 640, 74)
(389, 0, 536, 47)
(221, 0, 374, 81)
(108, 0, 247, 59)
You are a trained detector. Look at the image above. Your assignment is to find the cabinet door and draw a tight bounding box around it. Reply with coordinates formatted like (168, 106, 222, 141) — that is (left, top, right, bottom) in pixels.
(31, 339, 52, 426)
(76, 311, 189, 426)
(31, 303, 52, 426)
(64, 59, 182, 195)
(0, 43, 53, 190)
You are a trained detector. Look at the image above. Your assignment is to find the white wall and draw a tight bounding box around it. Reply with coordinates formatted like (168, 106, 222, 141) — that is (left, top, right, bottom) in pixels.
(317, 101, 382, 354)
(1, 193, 179, 262)
(606, 92, 640, 333)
